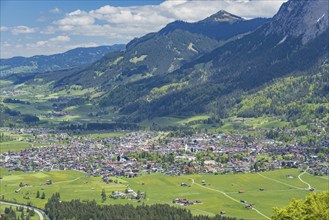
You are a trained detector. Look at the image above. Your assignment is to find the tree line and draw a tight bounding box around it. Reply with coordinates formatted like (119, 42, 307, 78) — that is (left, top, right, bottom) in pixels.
(45, 193, 236, 220)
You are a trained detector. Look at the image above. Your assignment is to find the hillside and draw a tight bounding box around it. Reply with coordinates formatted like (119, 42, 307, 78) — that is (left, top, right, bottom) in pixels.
(102, 0, 328, 122)
(0, 0, 328, 131)
(0, 44, 125, 75)
(51, 11, 269, 87)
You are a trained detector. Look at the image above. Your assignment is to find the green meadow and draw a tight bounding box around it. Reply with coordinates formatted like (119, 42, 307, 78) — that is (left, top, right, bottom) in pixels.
(0, 169, 127, 209)
(0, 168, 327, 219)
(0, 141, 33, 154)
(78, 132, 127, 138)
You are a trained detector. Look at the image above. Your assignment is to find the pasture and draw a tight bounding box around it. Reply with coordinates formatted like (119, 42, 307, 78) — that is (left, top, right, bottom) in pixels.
(0, 141, 33, 154)
(0, 168, 327, 219)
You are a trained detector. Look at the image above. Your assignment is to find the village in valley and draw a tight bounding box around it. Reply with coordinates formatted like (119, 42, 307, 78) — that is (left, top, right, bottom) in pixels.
(1, 128, 327, 180)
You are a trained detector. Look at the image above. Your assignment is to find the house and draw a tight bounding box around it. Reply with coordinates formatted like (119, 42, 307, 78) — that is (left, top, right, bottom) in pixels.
(127, 189, 134, 194)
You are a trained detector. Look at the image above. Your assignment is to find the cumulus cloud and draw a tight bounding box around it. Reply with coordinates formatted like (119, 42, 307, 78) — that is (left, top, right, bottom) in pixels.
(2, 0, 288, 58)
(49, 35, 70, 42)
(55, 10, 95, 26)
(7, 26, 37, 35)
(51, 0, 286, 40)
(26, 35, 70, 49)
(0, 26, 9, 32)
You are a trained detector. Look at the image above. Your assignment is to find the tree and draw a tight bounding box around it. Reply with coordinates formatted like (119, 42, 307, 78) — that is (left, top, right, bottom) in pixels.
(36, 191, 40, 198)
(41, 192, 46, 199)
(4, 207, 11, 214)
(21, 209, 25, 220)
(272, 192, 329, 220)
(22, 114, 39, 124)
(101, 189, 107, 202)
(29, 209, 35, 216)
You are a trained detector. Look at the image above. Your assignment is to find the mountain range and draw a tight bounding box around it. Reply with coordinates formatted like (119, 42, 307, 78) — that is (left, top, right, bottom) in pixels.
(53, 11, 269, 88)
(99, 0, 329, 121)
(0, 44, 125, 76)
(1, 0, 328, 127)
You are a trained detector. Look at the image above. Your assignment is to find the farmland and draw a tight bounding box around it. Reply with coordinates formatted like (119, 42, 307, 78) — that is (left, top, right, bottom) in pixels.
(0, 168, 327, 219)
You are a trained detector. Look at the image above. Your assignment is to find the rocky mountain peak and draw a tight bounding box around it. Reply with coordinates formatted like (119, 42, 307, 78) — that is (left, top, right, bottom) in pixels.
(201, 10, 244, 23)
(265, 0, 329, 44)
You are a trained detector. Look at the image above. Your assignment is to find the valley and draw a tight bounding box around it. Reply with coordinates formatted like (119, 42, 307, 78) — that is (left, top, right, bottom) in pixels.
(1, 126, 328, 219)
(1, 167, 327, 219)
(1, 0, 328, 219)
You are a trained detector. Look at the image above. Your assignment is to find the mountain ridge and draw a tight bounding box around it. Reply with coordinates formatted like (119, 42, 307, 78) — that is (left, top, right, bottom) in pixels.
(52, 10, 269, 88)
(1, 1, 327, 128)
(0, 44, 125, 75)
(201, 10, 245, 23)
(107, 0, 329, 120)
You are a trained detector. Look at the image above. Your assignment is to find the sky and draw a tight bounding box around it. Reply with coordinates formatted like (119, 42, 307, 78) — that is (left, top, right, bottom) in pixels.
(0, 0, 287, 58)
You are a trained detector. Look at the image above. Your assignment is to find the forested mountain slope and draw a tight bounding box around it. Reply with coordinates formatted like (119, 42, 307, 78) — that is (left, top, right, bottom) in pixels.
(102, 0, 328, 121)
(52, 11, 269, 87)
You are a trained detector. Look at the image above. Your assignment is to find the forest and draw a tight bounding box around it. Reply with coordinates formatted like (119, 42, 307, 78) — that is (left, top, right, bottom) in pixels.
(45, 193, 236, 220)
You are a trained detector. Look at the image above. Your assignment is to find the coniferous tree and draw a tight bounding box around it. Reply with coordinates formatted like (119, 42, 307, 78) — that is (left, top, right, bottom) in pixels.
(101, 189, 107, 202)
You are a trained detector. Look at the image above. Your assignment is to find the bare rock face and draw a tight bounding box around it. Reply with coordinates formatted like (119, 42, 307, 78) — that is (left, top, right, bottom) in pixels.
(201, 10, 245, 23)
(265, 0, 329, 44)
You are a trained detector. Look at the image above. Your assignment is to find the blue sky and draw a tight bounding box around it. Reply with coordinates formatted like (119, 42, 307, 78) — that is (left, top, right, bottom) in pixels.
(1, 0, 286, 58)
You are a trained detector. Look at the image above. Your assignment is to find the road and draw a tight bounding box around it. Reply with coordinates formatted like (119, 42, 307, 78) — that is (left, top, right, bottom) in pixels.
(189, 179, 271, 220)
(257, 172, 305, 190)
(298, 167, 312, 190)
(0, 201, 45, 220)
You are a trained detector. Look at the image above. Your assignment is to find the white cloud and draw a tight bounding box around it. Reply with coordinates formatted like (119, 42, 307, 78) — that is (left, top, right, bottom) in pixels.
(50, 7, 61, 14)
(10, 26, 37, 35)
(51, 0, 286, 40)
(25, 35, 71, 50)
(0, 26, 9, 32)
(49, 35, 70, 42)
(2, 0, 288, 58)
(36, 41, 48, 46)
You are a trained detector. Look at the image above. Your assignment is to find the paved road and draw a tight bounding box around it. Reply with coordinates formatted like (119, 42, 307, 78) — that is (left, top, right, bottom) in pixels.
(0, 201, 44, 220)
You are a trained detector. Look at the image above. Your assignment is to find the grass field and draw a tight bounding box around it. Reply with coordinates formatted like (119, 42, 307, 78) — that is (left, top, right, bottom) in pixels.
(0, 169, 127, 209)
(79, 132, 127, 138)
(0, 141, 33, 154)
(0, 168, 327, 219)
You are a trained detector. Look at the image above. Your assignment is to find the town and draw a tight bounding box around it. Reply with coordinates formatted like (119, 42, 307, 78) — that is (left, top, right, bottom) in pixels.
(0, 128, 328, 180)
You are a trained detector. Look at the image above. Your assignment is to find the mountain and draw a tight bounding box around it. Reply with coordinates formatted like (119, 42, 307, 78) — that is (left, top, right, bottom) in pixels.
(3, 0, 327, 128)
(202, 10, 244, 23)
(158, 10, 267, 40)
(265, 0, 328, 44)
(0, 45, 125, 75)
(99, 0, 328, 120)
(53, 12, 269, 87)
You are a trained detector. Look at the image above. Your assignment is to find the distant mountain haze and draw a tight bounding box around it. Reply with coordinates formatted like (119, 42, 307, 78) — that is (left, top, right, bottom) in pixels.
(0, 45, 125, 76)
